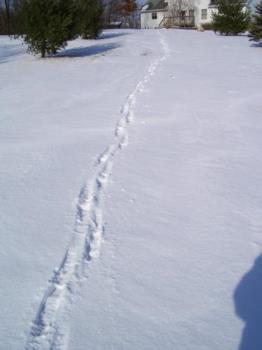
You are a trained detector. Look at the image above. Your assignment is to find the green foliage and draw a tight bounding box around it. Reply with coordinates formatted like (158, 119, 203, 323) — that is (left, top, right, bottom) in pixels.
(212, 0, 250, 35)
(249, 0, 262, 41)
(17, 0, 77, 57)
(77, 0, 103, 39)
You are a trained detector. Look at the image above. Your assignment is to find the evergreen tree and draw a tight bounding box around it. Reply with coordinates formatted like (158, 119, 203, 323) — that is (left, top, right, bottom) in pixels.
(17, 0, 77, 57)
(77, 0, 103, 39)
(213, 0, 250, 35)
(4, 0, 11, 34)
(249, 0, 262, 41)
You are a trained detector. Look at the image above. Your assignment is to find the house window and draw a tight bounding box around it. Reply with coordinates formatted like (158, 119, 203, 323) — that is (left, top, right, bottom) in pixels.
(201, 9, 207, 19)
(152, 12, 157, 19)
(181, 10, 186, 18)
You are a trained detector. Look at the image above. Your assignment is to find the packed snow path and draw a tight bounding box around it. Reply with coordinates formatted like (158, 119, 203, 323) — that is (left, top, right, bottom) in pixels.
(1, 30, 262, 350)
(24, 31, 170, 350)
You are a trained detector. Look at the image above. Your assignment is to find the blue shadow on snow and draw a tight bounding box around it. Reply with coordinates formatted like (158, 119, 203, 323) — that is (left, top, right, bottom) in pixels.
(99, 31, 130, 40)
(55, 42, 120, 58)
(250, 42, 262, 48)
(234, 254, 262, 350)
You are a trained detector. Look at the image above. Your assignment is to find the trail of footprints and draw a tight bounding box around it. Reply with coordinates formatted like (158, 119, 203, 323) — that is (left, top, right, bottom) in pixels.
(26, 31, 170, 350)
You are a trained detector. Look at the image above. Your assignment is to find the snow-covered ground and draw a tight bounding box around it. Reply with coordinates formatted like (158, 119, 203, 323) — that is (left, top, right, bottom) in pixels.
(1, 29, 262, 350)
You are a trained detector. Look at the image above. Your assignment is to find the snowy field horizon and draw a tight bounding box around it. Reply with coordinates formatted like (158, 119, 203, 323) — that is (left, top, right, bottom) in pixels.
(1, 29, 262, 350)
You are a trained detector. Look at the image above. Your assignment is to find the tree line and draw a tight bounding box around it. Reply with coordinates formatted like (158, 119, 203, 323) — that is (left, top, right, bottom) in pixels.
(0, 0, 138, 57)
(0, 0, 261, 55)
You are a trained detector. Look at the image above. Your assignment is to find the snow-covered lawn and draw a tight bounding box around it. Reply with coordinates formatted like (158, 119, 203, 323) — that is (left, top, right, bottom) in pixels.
(1, 29, 262, 350)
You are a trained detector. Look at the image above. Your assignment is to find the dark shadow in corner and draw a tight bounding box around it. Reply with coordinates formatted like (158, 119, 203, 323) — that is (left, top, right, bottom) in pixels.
(234, 254, 262, 350)
(55, 42, 120, 58)
(251, 42, 262, 48)
(99, 31, 131, 40)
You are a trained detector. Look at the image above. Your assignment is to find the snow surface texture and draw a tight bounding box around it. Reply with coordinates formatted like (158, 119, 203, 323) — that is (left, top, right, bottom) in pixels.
(1, 30, 262, 350)
(24, 30, 169, 350)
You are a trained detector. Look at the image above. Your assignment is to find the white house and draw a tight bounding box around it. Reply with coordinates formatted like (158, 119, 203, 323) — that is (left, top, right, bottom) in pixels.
(140, 0, 169, 29)
(140, 0, 218, 29)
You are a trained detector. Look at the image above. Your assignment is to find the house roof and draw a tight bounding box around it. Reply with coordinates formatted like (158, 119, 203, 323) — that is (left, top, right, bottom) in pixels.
(142, 0, 168, 11)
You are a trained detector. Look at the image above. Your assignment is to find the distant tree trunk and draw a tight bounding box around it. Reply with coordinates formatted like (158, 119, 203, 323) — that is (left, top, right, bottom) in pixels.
(4, 0, 10, 34)
(41, 42, 46, 58)
(178, 0, 182, 26)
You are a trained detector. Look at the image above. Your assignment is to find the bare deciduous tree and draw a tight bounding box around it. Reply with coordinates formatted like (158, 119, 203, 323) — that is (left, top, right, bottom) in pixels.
(167, 0, 194, 26)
